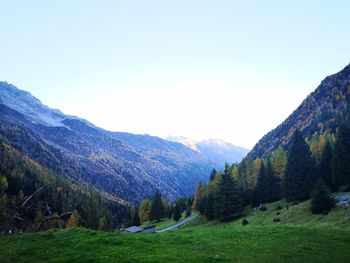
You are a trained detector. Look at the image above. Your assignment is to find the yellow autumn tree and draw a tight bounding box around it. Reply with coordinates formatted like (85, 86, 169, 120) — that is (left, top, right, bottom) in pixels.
(139, 199, 151, 223)
(66, 210, 80, 228)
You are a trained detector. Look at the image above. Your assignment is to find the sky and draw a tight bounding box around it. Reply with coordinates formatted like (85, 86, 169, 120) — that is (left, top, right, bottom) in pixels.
(1, 1, 350, 149)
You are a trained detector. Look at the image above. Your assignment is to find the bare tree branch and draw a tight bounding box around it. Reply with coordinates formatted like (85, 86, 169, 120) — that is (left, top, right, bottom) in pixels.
(35, 212, 72, 232)
(21, 183, 51, 209)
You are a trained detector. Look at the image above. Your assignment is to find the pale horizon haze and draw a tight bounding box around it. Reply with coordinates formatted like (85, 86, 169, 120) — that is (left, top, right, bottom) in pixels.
(1, 1, 350, 149)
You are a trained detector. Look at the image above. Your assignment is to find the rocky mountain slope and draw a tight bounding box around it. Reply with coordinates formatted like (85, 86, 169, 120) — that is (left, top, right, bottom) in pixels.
(249, 63, 350, 158)
(166, 136, 248, 167)
(0, 82, 213, 203)
(197, 139, 249, 166)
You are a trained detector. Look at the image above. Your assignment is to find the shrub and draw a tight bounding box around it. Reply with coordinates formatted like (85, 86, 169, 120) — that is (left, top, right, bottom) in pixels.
(276, 205, 283, 210)
(273, 218, 281, 222)
(242, 218, 249, 226)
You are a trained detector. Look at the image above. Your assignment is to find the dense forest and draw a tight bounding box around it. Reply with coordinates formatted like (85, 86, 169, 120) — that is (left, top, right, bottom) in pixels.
(0, 139, 128, 232)
(192, 123, 350, 220)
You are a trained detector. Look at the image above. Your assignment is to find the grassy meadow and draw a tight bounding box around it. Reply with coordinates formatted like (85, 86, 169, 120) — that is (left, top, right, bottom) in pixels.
(1, 200, 349, 263)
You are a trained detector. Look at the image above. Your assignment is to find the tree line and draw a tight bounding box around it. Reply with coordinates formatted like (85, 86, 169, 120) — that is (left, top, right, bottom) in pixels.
(126, 189, 193, 227)
(192, 123, 350, 219)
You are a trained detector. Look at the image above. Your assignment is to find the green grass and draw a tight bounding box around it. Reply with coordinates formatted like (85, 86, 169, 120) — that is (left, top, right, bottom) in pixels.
(226, 199, 350, 230)
(1, 202, 349, 263)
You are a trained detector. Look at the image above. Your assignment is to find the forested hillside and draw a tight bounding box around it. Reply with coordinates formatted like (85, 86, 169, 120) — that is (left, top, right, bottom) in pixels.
(0, 140, 128, 232)
(249, 63, 350, 158)
(0, 82, 213, 204)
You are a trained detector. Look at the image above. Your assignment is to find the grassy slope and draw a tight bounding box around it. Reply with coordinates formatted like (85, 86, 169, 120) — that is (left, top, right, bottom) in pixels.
(225, 199, 350, 230)
(1, 201, 349, 263)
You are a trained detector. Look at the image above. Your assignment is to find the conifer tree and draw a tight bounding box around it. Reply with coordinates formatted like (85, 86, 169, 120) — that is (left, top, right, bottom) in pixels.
(150, 190, 165, 221)
(311, 179, 336, 214)
(251, 162, 266, 207)
(132, 208, 140, 226)
(173, 202, 181, 221)
(264, 159, 282, 202)
(192, 180, 205, 213)
(214, 164, 242, 220)
(284, 130, 316, 201)
(319, 140, 336, 191)
(334, 123, 350, 189)
(205, 191, 215, 220)
(209, 169, 217, 182)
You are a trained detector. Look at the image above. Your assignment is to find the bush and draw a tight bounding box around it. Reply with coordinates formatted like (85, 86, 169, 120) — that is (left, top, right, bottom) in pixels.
(242, 218, 249, 226)
(273, 218, 281, 222)
(311, 179, 336, 214)
(276, 211, 281, 215)
(276, 205, 283, 211)
(259, 206, 267, 212)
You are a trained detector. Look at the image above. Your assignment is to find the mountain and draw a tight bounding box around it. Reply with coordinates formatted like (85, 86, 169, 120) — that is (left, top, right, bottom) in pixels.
(166, 136, 249, 167)
(197, 139, 249, 165)
(249, 63, 350, 158)
(0, 82, 213, 203)
(166, 136, 200, 152)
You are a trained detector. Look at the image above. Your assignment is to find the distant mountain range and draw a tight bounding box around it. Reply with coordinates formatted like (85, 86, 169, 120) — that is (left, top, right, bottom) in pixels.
(249, 63, 350, 158)
(0, 82, 246, 204)
(166, 136, 249, 166)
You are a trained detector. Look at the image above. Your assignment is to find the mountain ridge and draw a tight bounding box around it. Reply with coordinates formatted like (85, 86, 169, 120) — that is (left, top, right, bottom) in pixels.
(166, 136, 249, 168)
(0, 82, 215, 203)
(249, 63, 350, 158)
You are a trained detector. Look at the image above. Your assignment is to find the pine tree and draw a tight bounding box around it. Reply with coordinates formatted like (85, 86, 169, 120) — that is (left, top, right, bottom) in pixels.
(311, 179, 336, 214)
(252, 160, 281, 206)
(251, 162, 266, 207)
(284, 130, 316, 202)
(264, 159, 282, 202)
(238, 160, 248, 190)
(173, 203, 181, 221)
(192, 180, 205, 213)
(209, 169, 217, 182)
(139, 199, 151, 223)
(126, 207, 140, 227)
(131, 208, 140, 226)
(205, 191, 215, 220)
(150, 190, 165, 221)
(334, 123, 350, 189)
(319, 140, 336, 191)
(175, 197, 186, 213)
(214, 164, 242, 220)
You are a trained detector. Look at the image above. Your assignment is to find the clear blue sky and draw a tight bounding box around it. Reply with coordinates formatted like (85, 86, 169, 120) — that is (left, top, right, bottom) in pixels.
(1, 1, 350, 148)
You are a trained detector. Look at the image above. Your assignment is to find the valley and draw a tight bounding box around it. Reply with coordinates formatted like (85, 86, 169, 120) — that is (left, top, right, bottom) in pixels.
(1, 2, 350, 262)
